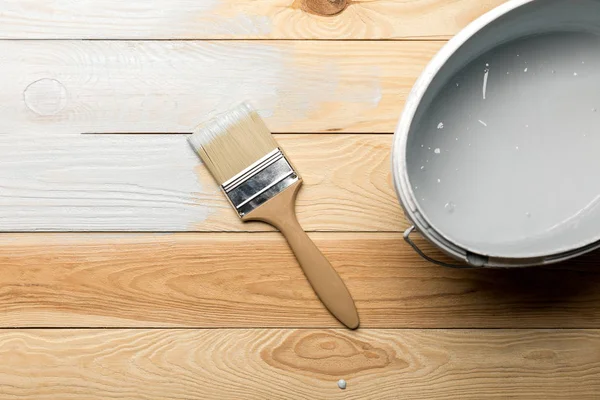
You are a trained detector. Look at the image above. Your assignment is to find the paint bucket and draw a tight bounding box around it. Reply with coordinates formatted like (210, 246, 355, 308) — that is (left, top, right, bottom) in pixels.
(392, 0, 600, 267)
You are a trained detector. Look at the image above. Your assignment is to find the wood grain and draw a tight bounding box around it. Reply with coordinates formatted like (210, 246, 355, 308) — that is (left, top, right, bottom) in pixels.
(1, 232, 600, 328)
(0, 328, 597, 399)
(0, 0, 507, 40)
(0, 0, 595, 397)
(0, 134, 402, 231)
(0, 40, 440, 134)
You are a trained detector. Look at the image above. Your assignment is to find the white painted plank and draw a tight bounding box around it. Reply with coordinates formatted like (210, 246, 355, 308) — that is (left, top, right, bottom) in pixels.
(0, 134, 399, 231)
(0, 40, 440, 134)
(0, 40, 421, 231)
(0, 134, 206, 231)
(0, 0, 508, 40)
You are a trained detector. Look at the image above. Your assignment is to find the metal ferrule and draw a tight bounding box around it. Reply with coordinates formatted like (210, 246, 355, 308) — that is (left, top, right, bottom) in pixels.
(221, 148, 299, 217)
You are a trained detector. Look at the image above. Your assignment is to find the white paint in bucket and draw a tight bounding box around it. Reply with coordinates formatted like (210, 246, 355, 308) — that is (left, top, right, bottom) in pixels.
(393, 0, 600, 267)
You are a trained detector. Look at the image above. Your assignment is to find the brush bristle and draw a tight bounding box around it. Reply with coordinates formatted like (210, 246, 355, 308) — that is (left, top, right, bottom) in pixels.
(188, 103, 279, 185)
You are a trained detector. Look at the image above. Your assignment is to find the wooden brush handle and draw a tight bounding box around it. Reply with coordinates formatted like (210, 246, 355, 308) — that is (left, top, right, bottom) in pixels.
(243, 180, 359, 329)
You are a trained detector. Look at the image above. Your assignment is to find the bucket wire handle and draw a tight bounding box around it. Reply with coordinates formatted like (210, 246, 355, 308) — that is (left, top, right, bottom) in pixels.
(404, 226, 473, 269)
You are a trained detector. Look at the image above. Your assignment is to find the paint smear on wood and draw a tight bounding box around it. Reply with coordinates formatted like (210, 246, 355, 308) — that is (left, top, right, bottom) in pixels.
(0, 40, 405, 133)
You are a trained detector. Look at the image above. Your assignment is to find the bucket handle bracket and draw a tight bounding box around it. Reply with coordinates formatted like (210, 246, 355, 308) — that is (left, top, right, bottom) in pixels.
(404, 225, 475, 269)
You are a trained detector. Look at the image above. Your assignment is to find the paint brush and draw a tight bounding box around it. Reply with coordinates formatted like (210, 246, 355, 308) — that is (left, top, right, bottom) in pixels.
(188, 103, 359, 329)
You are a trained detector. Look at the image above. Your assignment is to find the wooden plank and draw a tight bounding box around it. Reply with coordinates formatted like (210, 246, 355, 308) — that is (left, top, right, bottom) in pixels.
(0, 40, 441, 134)
(0, 328, 597, 399)
(1, 232, 600, 328)
(0, 134, 402, 231)
(0, 0, 507, 40)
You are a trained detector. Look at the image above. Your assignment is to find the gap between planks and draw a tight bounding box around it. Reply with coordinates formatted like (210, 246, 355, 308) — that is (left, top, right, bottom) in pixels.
(7, 38, 451, 42)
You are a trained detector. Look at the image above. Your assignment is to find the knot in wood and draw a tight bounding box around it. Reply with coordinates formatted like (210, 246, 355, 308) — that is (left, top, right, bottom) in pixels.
(23, 78, 68, 116)
(302, 0, 347, 16)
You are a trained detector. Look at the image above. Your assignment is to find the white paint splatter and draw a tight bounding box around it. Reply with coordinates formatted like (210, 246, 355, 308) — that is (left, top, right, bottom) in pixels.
(370, 84, 383, 107)
(482, 68, 489, 100)
(478, 120, 488, 127)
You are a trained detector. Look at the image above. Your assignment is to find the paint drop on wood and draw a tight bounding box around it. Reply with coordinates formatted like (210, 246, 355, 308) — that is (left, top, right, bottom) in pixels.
(337, 379, 347, 390)
(23, 78, 68, 116)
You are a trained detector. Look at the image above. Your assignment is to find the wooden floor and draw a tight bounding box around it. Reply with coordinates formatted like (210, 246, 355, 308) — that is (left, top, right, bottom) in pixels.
(1, 0, 599, 398)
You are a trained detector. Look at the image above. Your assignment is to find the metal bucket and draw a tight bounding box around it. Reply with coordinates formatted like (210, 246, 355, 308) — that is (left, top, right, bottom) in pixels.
(392, 0, 600, 267)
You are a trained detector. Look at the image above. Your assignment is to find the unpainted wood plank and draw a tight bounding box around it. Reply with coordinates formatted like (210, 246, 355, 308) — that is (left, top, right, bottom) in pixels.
(1, 232, 599, 328)
(0, 40, 441, 134)
(0, 134, 401, 231)
(0, 0, 508, 40)
(0, 328, 597, 399)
